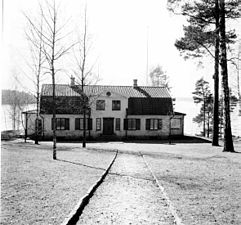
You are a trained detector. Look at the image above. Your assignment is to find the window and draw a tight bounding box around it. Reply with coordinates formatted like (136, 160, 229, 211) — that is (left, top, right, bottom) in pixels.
(146, 119, 162, 130)
(171, 118, 181, 129)
(96, 100, 105, 110)
(124, 119, 140, 130)
(112, 100, 121, 110)
(116, 118, 120, 131)
(75, 118, 92, 130)
(128, 119, 136, 130)
(96, 118, 101, 131)
(52, 118, 69, 130)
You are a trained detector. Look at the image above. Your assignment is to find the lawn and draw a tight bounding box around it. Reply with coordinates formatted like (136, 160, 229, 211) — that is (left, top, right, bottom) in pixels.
(88, 140, 241, 225)
(145, 148, 241, 225)
(1, 140, 116, 225)
(1, 139, 241, 225)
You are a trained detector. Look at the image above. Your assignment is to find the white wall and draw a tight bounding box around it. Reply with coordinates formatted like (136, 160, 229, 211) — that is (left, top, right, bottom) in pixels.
(36, 90, 184, 139)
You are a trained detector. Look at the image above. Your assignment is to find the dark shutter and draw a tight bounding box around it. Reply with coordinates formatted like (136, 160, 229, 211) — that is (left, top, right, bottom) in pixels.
(124, 119, 128, 130)
(88, 118, 93, 130)
(65, 119, 70, 130)
(116, 118, 120, 130)
(75, 118, 80, 130)
(146, 119, 150, 130)
(51, 118, 54, 130)
(136, 119, 140, 130)
(158, 119, 162, 130)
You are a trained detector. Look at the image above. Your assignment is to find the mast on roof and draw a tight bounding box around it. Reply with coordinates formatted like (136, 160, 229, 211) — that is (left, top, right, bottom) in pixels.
(146, 26, 149, 86)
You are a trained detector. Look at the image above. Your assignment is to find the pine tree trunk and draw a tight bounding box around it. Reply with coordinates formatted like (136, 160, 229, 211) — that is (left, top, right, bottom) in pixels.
(219, 0, 234, 152)
(212, 0, 220, 146)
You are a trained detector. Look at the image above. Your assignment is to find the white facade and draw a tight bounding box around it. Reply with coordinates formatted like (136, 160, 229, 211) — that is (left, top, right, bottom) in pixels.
(24, 82, 185, 140)
(37, 91, 184, 139)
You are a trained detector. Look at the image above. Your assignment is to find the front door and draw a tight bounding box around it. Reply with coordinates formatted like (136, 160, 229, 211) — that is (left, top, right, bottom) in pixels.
(103, 118, 114, 135)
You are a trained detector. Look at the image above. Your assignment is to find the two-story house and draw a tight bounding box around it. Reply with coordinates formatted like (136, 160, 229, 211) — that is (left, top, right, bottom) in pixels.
(24, 78, 185, 140)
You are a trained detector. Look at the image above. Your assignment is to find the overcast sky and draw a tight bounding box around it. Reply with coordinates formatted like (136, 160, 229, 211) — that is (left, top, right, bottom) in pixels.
(1, 0, 241, 98)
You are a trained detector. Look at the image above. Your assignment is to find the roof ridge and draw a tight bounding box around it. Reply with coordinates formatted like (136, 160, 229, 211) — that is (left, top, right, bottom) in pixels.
(42, 83, 167, 88)
(139, 86, 166, 88)
(41, 83, 172, 98)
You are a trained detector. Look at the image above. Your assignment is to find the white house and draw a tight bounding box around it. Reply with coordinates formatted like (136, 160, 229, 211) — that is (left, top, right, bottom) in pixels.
(24, 79, 185, 140)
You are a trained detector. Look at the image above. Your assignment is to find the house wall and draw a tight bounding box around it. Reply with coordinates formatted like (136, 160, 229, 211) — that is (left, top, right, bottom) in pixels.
(90, 91, 128, 137)
(39, 114, 182, 139)
(36, 90, 185, 140)
(25, 113, 37, 136)
(171, 115, 185, 136)
(126, 115, 170, 137)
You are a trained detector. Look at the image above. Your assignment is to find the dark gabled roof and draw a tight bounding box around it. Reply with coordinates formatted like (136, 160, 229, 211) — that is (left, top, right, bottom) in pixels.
(40, 96, 83, 114)
(41, 84, 172, 98)
(174, 112, 186, 116)
(128, 98, 173, 115)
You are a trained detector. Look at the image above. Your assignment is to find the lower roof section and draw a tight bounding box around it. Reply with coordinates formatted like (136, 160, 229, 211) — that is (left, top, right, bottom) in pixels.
(128, 97, 173, 115)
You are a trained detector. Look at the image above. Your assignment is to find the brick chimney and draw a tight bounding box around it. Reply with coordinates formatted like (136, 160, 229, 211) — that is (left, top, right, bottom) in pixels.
(70, 76, 75, 86)
(133, 79, 138, 88)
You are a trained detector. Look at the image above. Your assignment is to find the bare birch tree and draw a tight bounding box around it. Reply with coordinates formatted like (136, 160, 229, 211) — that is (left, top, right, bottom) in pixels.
(26, 0, 74, 159)
(72, 6, 98, 148)
(25, 12, 45, 144)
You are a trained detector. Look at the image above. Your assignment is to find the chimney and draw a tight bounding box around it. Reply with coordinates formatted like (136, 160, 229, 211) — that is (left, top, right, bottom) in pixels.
(133, 79, 138, 88)
(70, 76, 75, 86)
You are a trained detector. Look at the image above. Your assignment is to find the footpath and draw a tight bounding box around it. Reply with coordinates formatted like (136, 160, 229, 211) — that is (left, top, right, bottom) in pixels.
(77, 152, 178, 225)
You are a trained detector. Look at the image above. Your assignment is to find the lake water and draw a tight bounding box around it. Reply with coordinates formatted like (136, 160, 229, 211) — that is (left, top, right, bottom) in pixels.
(175, 97, 241, 137)
(1, 99, 241, 137)
(1, 104, 36, 131)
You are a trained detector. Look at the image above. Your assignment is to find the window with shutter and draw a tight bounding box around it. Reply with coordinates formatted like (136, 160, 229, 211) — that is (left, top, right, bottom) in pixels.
(124, 118, 140, 130)
(75, 118, 91, 130)
(96, 118, 101, 131)
(116, 118, 121, 130)
(146, 118, 162, 130)
(52, 118, 70, 130)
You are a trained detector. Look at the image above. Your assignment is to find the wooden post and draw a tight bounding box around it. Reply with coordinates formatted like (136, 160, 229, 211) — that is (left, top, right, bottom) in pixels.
(24, 112, 28, 143)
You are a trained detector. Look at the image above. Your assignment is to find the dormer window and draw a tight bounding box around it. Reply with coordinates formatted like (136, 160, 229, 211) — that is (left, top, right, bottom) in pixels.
(112, 100, 121, 110)
(96, 100, 105, 110)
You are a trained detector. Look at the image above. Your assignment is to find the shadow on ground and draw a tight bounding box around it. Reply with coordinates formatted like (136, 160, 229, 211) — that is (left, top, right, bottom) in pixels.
(123, 136, 212, 144)
(54, 135, 212, 144)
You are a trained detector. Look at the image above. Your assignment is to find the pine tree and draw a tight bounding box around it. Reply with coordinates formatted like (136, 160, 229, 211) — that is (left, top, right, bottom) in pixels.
(193, 78, 212, 137)
(167, 0, 240, 149)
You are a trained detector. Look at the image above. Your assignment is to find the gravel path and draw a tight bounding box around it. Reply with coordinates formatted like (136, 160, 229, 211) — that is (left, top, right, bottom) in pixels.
(77, 153, 176, 225)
